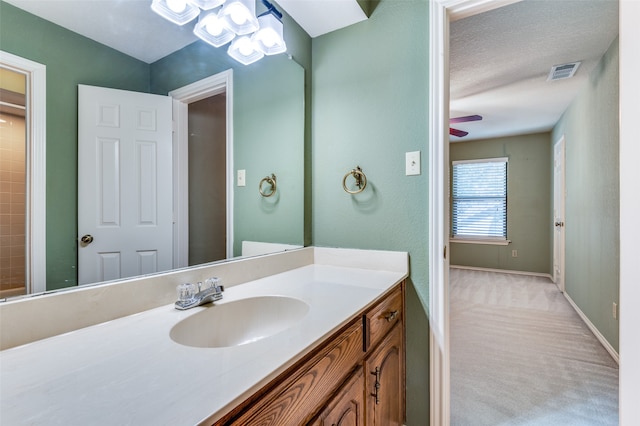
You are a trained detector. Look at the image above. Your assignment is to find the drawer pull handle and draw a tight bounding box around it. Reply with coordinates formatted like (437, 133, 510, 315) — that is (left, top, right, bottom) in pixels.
(384, 310, 399, 322)
(371, 366, 381, 404)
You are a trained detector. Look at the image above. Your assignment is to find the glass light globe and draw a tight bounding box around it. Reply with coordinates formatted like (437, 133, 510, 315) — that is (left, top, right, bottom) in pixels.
(252, 13, 286, 55)
(228, 35, 264, 65)
(230, 7, 247, 25)
(237, 38, 254, 55)
(166, 0, 187, 13)
(194, 9, 235, 47)
(219, 0, 258, 35)
(259, 29, 278, 47)
(206, 19, 225, 36)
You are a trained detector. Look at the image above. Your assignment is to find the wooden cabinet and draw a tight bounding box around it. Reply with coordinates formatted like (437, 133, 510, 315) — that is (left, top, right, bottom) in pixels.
(213, 282, 404, 426)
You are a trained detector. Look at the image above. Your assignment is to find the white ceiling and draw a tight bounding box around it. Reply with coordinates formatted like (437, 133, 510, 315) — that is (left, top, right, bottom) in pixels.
(3, 0, 366, 64)
(449, 0, 619, 141)
(274, 0, 368, 38)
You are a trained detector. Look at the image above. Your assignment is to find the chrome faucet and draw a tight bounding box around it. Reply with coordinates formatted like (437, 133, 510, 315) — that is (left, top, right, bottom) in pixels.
(175, 277, 224, 310)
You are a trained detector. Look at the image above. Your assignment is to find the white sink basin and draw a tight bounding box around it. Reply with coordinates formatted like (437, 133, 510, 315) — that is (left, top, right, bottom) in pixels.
(170, 296, 310, 348)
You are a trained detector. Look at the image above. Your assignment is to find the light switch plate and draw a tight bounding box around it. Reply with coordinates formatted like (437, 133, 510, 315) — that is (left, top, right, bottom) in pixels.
(406, 151, 421, 175)
(237, 169, 246, 187)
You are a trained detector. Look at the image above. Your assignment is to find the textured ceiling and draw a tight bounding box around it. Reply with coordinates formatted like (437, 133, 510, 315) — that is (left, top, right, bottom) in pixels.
(450, 0, 619, 141)
(3, 0, 367, 64)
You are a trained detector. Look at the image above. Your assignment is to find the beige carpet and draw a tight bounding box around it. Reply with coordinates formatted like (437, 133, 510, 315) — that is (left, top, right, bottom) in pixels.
(450, 268, 619, 426)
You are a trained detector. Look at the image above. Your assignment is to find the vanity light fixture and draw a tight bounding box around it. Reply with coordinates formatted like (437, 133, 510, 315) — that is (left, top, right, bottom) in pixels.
(151, 0, 287, 65)
(151, 0, 200, 25)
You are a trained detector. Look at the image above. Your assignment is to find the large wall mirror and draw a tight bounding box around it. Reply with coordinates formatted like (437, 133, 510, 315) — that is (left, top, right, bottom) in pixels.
(0, 0, 307, 299)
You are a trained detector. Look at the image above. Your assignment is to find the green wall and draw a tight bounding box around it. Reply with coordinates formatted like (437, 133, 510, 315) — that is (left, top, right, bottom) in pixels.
(150, 48, 306, 257)
(311, 0, 430, 422)
(0, 1, 150, 290)
(552, 38, 619, 351)
(449, 133, 552, 274)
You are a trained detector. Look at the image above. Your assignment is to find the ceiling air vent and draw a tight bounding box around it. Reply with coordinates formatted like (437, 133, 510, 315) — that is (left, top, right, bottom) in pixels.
(547, 62, 581, 81)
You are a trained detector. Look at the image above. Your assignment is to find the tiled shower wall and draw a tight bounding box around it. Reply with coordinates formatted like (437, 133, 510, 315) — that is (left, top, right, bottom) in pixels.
(0, 112, 26, 296)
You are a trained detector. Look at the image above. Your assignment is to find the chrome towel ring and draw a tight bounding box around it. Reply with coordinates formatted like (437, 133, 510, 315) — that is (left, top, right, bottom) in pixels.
(342, 166, 367, 194)
(259, 174, 277, 197)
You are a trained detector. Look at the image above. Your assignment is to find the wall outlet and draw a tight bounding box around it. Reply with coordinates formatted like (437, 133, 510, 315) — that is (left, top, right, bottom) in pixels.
(613, 302, 618, 319)
(511, 249, 518, 258)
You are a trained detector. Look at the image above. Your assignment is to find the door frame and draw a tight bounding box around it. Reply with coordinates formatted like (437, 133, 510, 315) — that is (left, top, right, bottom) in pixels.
(169, 70, 234, 267)
(0, 51, 46, 294)
(553, 135, 566, 292)
(428, 1, 522, 424)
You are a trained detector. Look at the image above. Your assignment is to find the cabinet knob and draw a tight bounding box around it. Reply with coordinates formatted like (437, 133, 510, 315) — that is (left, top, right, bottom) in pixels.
(384, 310, 399, 322)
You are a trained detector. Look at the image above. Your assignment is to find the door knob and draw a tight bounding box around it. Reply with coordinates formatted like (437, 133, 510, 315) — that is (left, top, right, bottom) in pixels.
(80, 234, 94, 245)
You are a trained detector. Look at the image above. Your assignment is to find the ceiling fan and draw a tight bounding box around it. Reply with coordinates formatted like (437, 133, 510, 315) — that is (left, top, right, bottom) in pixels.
(450, 114, 482, 137)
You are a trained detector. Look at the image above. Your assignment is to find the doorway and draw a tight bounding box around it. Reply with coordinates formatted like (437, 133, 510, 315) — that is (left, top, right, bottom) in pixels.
(0, 51, 46, 296)
(0, 67, 26, 297)
(170, 70, 234, 268)
(187, 94, 227, 265)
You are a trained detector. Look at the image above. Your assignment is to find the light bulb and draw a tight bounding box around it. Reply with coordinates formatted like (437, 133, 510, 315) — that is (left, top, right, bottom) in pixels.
(205, 19, 224, 36)
(260, 29, 278, 47)
(230, 8, 247, 25)
(166, 0, 187, 13)
(238, 39, 254, 56)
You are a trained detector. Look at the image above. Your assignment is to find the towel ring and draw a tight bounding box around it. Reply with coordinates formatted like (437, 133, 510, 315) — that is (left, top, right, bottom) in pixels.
(259, 174, 277, 197)
(342, 166, 367, 194)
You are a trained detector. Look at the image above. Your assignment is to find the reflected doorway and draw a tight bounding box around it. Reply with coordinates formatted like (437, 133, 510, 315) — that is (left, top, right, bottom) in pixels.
(0, 67, 26, 297)
(170, 70, 234, 268)
(0, 51, 45, 297)
(188, 93, 227, 265)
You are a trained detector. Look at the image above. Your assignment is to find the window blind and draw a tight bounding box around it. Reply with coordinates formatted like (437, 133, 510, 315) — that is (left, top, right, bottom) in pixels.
(452, 159, 507, 239)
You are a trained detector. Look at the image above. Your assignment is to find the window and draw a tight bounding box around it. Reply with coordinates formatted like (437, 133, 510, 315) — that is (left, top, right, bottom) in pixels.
(452, 158, 508, 240)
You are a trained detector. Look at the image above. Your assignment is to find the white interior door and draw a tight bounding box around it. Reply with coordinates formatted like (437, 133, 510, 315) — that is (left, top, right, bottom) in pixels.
(78, 85, 173, 285)
(553, 136, 566, 291)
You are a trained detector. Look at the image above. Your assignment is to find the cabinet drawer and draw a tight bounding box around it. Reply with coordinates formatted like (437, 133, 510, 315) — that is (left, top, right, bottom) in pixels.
(225, 321, 364, 425)
(364, 286, 403, 352)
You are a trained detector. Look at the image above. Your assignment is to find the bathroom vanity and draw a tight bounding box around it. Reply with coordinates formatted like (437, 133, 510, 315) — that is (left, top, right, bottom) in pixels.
(0, 247, 407, 425)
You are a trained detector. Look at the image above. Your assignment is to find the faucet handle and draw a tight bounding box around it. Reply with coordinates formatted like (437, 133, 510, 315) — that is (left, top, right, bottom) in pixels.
(177, 283, 197, 304)
(205, 277, 224, 293)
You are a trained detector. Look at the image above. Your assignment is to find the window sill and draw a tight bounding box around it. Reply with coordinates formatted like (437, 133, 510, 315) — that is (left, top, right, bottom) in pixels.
(450, 238, 511, 246)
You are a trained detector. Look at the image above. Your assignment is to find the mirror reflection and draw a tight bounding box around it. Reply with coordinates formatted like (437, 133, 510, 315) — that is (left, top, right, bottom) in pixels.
(0, 0, 305, 299)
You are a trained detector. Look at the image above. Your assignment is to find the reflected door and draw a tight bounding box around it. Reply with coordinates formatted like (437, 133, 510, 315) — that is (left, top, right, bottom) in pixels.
(77, 85, 173, 285)
(553, 136, 566, 291)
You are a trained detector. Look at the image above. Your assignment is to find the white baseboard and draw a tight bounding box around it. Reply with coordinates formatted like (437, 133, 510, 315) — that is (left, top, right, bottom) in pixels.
(450, 265, 553, 281)
(563, 292, 620, 364)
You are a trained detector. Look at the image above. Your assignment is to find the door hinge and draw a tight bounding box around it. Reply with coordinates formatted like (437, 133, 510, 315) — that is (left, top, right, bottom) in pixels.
(444, 245, 447, 259)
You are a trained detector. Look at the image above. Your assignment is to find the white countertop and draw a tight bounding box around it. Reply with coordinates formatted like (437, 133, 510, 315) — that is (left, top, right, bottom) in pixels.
(0, 264, 405, 425)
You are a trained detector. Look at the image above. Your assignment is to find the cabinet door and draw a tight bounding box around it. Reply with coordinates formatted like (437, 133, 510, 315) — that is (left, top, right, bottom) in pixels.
(365, 323, 404, 426)
(311, 367, 365, 426)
